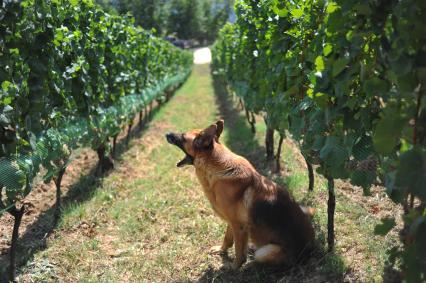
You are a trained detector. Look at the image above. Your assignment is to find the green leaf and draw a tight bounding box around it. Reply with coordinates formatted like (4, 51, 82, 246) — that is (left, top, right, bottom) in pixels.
(395, 148, 426, 200)
(2, 96, 12, 105)
(398, 73, 417, 92)
(312, 136, 326, 150)
(0, 113, 11, 125)
(313, 92, 328, 108)
(9, 48, 19, 55)
(320, 136, 349, 170)
(323, 44, 333, 56)
(326, 2, 339, 14)
(272, 1, 288, 17)
(332, 58, 349, 77)
(0, 160, 26, 201)
(373, 107, 407, 155)
(417, 67, 426, 84)
(363, 78, 389, 96)
(354, 3, 371, 16)
(374, 218, 396, 236)
(390, 55, 412, 76)
(291, 9, 303, 19)
(315, 56, 325, 72)
(1, 81, 11, 91)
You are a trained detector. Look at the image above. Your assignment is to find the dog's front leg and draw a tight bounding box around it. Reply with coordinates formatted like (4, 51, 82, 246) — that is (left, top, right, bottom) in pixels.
(209, 224, 233, 254)
(221, 224, 234, 252)
(230, 222, 248, 270)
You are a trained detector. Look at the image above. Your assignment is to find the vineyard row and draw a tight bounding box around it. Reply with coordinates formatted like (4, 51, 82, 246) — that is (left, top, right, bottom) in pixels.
(211, 0, 425, 281)
(0, 0, 192, 280)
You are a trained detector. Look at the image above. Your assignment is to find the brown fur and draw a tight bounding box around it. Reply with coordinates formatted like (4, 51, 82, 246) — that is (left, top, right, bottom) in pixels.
(166, 120, 315, 269)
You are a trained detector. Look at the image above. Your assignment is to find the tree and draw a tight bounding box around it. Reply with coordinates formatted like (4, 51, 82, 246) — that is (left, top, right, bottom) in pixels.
(167, 0, 201, 40)
(95, 0, 233, 42)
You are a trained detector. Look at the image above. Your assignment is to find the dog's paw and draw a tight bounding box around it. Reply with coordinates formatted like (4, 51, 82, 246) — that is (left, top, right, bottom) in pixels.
(230, 261, 242, 270)
(248, 243, 256, 255)
(209, 245, 226, 255)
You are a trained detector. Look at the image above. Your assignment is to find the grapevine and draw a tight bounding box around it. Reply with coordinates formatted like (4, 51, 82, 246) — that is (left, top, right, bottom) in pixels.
(212, 0, 426, 281)
(0, 0, 192, 280)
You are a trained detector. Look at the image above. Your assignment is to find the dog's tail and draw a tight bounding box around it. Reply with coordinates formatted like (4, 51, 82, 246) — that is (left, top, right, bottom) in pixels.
(300, 206, 316, 218)
(254, 244, 285, 265)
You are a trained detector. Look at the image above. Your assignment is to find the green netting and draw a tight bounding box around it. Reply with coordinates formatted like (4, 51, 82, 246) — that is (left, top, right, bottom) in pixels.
(0, 69, 191, 214)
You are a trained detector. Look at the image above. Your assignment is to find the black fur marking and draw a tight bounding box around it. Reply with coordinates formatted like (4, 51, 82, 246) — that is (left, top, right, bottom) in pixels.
(250, 187, 313, 262)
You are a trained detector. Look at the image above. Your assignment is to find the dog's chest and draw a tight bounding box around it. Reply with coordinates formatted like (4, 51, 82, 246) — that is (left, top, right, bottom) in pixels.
(194, 166, 251, 224)
(194, 167, 227, 216)
(195, 167, 216, 196)
(195, 166, 213, 184)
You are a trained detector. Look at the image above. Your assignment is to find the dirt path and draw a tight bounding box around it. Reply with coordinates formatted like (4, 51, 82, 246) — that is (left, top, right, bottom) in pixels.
(5, 63, 401, 282)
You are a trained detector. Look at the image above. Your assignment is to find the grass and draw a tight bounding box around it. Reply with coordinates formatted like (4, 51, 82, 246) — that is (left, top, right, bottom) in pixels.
(17, 63, 400, 282)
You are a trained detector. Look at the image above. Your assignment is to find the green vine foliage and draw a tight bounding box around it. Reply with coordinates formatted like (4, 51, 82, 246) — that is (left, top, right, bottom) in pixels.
(212, 0, 426, 280)
(0, 1, 192, 211)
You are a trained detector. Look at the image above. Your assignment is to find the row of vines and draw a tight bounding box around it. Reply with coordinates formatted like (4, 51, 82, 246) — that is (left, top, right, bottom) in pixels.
(212, 0, 425, 281)
(0, 0, 192, 280)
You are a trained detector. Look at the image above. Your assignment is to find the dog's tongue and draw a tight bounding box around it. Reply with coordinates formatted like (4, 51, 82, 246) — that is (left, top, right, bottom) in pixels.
(176, 154, 193, 167)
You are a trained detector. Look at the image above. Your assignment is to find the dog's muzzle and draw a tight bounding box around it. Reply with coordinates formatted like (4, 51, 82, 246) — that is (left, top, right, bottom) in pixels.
(165, 132, 194, 167)
(166, 132, 181, 146)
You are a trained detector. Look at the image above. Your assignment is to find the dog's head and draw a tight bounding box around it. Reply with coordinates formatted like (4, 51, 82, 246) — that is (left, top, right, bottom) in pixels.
(165, 120, 224, 167)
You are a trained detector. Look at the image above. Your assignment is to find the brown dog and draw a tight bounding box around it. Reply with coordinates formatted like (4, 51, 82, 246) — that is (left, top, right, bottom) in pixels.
(166, 120, 315, 269)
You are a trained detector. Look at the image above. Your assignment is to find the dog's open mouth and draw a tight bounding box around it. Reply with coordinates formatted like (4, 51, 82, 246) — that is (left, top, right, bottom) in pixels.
(176, 154, 193, 167)
(165, 133, 194, 167)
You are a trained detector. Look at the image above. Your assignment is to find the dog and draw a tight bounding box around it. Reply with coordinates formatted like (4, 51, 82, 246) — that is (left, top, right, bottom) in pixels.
(166, 120, 315, 269)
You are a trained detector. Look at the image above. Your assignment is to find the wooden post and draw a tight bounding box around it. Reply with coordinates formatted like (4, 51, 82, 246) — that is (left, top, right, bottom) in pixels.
(54, 167, 66, 221)
(250, 112, 256, 134)
(112, 135, 118, 158)
(238, 98, 244, 111)
(139, 110, 144, 131)
(96, 144, 114, 174)
(305, 157, 314, 192)
(265, 127, 275, 163)
(126, 123, 133, 145)
(275, 134, 284, 173)
(9, 204, 25, 282)
(327, 176, 335, 251)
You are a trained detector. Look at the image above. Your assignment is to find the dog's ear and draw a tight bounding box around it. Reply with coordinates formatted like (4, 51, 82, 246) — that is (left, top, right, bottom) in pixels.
(215, 119, 224, 140)
(195, 124, 218, 149)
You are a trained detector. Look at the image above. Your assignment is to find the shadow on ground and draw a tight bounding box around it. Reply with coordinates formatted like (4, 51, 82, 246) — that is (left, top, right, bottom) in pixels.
(211, 72, 267, 172)
(0, 83, 183, 281)
(196, 71, 348, 283)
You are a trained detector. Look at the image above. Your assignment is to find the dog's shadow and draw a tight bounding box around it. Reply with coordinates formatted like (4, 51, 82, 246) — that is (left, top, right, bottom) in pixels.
(211, 73, 268, 173)
(197, 251, 288, 283)
(196, 246, 344, 283)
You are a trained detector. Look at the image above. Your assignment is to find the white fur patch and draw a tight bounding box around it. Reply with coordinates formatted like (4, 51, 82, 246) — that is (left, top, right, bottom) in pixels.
(254, 244, 282, 263)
